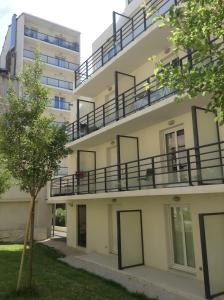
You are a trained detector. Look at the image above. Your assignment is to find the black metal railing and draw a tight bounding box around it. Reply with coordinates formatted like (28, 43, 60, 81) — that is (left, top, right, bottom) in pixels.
(24, 49, 79, 71)
(67, 76, 173, 142)
(67, 37, 223, 143)
(41, 76, 73, 90)
(75, 0, 177, 88)
(24, 27, 79, 52)
(50, 141, 224, 197)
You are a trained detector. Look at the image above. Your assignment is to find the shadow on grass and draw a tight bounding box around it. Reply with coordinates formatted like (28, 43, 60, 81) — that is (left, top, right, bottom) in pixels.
(0, 243, 154, 300)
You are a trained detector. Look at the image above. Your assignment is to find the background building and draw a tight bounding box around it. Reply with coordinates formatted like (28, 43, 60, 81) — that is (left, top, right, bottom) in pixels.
(0, 12, 80, 241)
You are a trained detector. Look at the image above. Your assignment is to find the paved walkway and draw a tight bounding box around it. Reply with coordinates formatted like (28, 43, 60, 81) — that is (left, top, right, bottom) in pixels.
(40, 237, 84, 257)
(41, 239, 224, 300)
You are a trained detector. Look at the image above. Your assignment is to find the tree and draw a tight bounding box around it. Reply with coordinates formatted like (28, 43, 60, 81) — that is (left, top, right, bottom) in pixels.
(0, 55, 71, 290)
(0, 156, 11, 195)
(145, 0, 224, 123)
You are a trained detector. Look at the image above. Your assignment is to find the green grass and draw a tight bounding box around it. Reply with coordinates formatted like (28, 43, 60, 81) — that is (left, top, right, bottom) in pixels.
(0, 243, 153, 300)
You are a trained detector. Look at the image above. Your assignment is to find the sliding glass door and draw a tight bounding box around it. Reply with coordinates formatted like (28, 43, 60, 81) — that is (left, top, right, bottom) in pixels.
(170, 206, 195, 271)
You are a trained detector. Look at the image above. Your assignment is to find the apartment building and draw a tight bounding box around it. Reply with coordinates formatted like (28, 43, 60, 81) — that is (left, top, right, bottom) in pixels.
(48, 0, 222, 299)
(0, 13, 80, 241)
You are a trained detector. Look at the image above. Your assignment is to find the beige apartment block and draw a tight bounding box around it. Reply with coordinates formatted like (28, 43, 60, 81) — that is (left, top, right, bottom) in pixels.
(43, 1, 224, 299)
(0, 13, 80, 241)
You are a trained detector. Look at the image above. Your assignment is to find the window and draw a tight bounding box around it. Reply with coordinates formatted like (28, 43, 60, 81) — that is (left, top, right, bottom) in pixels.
(169, 206, 195, 271)
(54, 96, 65, 109)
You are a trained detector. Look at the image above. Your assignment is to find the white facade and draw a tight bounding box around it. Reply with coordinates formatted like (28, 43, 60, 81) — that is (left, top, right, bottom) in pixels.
(48, 0, 224, 298)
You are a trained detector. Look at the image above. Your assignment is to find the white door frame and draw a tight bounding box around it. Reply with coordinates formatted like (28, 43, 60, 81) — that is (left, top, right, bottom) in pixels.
(167, 204, 196, 273)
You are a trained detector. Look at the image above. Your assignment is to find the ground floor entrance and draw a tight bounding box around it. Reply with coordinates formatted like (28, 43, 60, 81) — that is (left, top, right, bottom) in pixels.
(67, 194, 224, 299)
(199, 212, 224, 299)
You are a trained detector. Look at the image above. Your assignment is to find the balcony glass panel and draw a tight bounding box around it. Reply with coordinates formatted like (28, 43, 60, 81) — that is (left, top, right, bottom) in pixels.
(41, 76, 73, 90)
(48, 97, 71, 110)
(24, 27, 79, 52)
(24, 49, 79, 71)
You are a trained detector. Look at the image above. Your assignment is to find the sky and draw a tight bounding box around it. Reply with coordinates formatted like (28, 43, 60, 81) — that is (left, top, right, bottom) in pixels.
(0, 0, 125, 62)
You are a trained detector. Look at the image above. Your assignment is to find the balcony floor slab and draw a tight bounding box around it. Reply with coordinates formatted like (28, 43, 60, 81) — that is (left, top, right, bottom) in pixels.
(48, 184, 224, 203)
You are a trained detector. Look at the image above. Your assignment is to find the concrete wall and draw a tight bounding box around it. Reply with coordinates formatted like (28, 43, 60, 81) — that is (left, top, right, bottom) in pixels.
(66, 193, 224, 281)
(0, 187, 51, 242)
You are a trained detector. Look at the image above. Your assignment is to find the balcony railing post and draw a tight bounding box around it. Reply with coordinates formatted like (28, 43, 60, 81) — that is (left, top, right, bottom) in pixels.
(122, 93, 126, 117)
(75, 71, 77, 89)
(104, 168, 107, 192)
(72, 174, 75, 194)
(147, 78, 151, 106)
(103, 105, 106, 127)
(125, 163, 128, 191)
(59, 177, 62, 195)
(187, 49, 193, 70)
(143, 8, 147, 31)
(120, 29, 123, 51)
(101, 46, 104, 66)
(151, 157, 156, 188)
(187, 149, 192, 186)
(87, 114, 89, 134)
(137, 160, 141, 190)
(72, 122, 75, 141)
(77, 173, 80, 195)
(88, 172, 90, 194)
(50, 180, 53, 197)
(86, 60, 88, 79)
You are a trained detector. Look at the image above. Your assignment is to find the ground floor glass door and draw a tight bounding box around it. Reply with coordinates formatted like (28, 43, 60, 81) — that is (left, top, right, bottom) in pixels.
(199, 212, 224, 299)
(170, 206, 195, 271)
(117, 210, 144, 269)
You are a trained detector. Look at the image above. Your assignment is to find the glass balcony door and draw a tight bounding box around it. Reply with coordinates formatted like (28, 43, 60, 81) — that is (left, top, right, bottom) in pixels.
(164, 127, 187, 184)
(169, 206, 195, 271)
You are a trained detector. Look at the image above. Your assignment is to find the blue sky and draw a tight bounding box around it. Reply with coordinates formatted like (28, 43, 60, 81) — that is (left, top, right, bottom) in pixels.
(0, 0, 125, 61)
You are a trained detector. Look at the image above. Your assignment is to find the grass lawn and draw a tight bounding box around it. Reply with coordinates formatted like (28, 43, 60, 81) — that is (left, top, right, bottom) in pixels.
(0, 243, 153, 300)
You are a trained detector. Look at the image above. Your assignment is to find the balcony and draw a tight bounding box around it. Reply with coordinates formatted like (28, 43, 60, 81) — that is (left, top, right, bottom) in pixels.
(50, 141, 224, 197)
(67, 36, 221, 144)
(23, 49, 79, 71)
(41, 76, 73, 90)
(48, 98, 71, 111)
(24, 27, 79, 52)
(75, 0, 177, 89)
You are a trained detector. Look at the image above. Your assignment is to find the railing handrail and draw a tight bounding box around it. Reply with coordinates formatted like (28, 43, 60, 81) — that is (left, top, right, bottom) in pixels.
(23, 49, 79, 70)
(24, 27, 79, 52)
(75, 0, 176, 88)
(51, 140, 224, 182)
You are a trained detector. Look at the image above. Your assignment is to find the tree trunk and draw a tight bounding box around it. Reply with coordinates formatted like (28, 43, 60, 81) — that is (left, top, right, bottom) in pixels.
(16, 200, 33, 292)
(27, 196, 35, 289)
